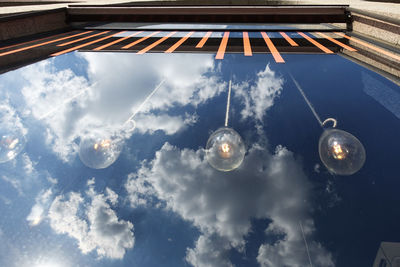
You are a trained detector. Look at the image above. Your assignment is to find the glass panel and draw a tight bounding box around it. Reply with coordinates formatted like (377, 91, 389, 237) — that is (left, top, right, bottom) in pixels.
(0, 50, 399, 267)
(89, 22, 336, 31)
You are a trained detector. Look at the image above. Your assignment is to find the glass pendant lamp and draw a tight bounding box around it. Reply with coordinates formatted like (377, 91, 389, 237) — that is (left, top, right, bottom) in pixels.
(79, 80, 164, 169)
(290, 74, 366, 175)
(206, 79, 245, 172)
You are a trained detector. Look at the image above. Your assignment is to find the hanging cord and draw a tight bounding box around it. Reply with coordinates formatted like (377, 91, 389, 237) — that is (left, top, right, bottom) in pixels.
(224, 79, 232, 127)
(322, 118, 337, 128)
(38, 83, 96, 120)
(299, 221, 314, 267)
(123, 79, 165, 130)
(289, 73, 323, 128)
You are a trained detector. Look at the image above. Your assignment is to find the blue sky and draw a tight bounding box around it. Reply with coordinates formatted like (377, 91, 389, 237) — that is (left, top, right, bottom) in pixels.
(0, 50, 399, 267)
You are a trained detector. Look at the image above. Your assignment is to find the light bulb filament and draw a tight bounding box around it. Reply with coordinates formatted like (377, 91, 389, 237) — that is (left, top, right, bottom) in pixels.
(93, 139, 111, 150)
(218, 142, 232, 159)
(332, 142, 347, 160)
(221, 143, 230, 153)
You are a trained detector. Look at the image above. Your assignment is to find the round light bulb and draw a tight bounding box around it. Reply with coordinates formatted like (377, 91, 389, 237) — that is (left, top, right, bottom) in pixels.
(79, 133, 123, 169)
(0, 132, 26, 163)
(206, 127, 245, 172)
(318, 128, 366, 175)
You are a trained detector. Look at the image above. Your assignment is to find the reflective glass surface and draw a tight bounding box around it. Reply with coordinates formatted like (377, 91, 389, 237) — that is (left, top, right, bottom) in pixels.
(0, 50, 399, 267)
(94, 23, 334, 31)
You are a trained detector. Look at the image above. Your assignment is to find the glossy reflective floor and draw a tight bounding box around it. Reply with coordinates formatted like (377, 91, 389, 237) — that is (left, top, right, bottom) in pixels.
(0, 51, 399, 267)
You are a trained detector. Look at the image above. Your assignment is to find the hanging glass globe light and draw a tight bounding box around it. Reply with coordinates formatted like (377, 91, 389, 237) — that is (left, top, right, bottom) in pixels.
(0, 131, 26, 163)
(77, 80, 165, 170)
(79, 133, 123, 169)
(206, 127, 245, 172)
(289, 74, 366, 176)
(318, 128, 366, 175)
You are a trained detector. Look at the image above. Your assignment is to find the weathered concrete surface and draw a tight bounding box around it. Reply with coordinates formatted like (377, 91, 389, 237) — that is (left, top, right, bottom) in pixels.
(285, 0, 400, 17)
(0, 9, 68, 41)
(352, 13, 400, 48)
(0, 1, 157, 15)
(1, 0, 399, 18)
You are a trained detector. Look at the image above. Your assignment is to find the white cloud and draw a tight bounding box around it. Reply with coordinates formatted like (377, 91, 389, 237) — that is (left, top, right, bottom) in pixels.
(47, 176, 58, 184)
(257, 218, 334, 267)
(1, 175, 23, 195)
(19, 53, 225, 163)
(81, 53, 226, 117)
(0, 101, 28, 163)
(234, 64, 283, 122)
(105, 187, 118, 206)
(21, 60, 90, 162)
(125, 139, 334, 266)
(125, 171, 156, 208)
(324, 179, 341, 208)
(0, 101, 27, 137)
(49, 192, 89, 249)
(186, 235, 233, 267)
(21, 60, 90, 121)
(27, 188, 53, 226)
(48, 179, 134, 259)
(0, 153, 40, 197)
(22, 153, 34, 175)
(133, 113, 197, 136)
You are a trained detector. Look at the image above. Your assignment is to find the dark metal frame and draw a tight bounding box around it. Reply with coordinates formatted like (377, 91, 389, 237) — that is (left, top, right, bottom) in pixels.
(67, 5, 351, 24)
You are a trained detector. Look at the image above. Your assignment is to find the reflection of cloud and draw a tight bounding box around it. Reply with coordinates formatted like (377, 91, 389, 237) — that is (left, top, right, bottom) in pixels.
(0, 102, 28, 163)
(126, 140, 333, 266)
(1, 175, 23, 195)
(22, 153, 34, 175)
(21, 60, 90, 121)
(82, 53, 226, 117)
(21, 60, 90, 162)
(134, 113, 197, 135)
(27, 188, 53, 226)
(48, 178, 134, 259)
(0, 152, 40, 196)
(0, 101, 27, 137)
(324, 179, 341, 208)
(186, 234, 233, 267)
(234, 64, 283, 121)
(20, 53, 224, 162)
(125, 172, 156, 208)
(258, 219, 334, 267)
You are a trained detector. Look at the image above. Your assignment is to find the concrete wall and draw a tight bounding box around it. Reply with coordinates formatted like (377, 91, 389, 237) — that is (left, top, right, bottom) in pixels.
(0, 8, 68, 41)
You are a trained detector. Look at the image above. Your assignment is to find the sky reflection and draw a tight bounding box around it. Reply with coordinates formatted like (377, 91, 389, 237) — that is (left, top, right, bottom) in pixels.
(0, 51, 399, 267)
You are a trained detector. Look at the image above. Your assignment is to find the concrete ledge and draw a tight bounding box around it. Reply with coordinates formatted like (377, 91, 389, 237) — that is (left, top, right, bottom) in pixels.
(351, 10, 400, 48)
(0, 8, 68, 40)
